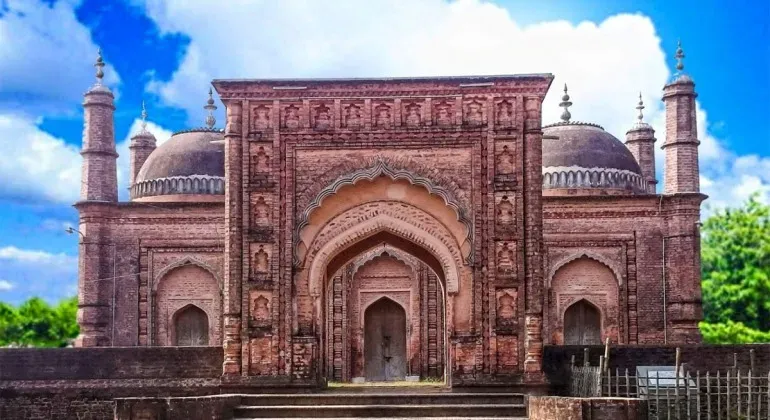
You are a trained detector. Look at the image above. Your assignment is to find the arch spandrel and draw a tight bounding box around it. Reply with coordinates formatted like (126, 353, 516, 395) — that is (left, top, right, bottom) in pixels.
(295, 161, 474, 265)
(153, 256, 222, 292)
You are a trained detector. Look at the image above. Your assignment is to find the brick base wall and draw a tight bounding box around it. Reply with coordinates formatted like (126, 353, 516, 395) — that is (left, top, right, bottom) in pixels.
(544, 344, 770, 386)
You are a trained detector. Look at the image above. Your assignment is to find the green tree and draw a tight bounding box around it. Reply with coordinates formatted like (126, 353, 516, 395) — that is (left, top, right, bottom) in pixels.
(0, 297, 79, 347)
(700, 193, 770, 343)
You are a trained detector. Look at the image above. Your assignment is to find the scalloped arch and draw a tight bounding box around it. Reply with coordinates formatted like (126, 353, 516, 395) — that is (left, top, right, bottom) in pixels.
(350, 245, 421, 279)
(548, 252, 624, 287)
(308, 213, 461, 296)
(295, 159, 473, 265)
(154, 256, 222, 292)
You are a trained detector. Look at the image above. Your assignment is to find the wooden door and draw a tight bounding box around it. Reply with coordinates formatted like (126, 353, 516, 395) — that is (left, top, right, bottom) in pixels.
(564, 300, 601, 345)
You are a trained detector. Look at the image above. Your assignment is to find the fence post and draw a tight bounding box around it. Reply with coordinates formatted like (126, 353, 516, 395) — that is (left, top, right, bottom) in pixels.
(749, 349, 755, 374)
(738, 370, 742, 416)
(625, 368, 630, 397)
(726, 370, 730, 418)
(570, 354, 575, 368)
(716, 371, 721, 420)
(747, 370, 752, 420)
(654, 371, 660, 420)
(603, 337, 610, 373)
(696, 370, 701, 420)
(706, 371, 711, 420)
(583, 347, 590, 367)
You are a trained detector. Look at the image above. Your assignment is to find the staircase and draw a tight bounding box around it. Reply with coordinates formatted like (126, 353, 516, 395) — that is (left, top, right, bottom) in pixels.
(231, 391, 527, 419)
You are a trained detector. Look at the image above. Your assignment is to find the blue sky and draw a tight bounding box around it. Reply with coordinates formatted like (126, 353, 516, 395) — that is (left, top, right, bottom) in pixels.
(0, 0, 768, 304)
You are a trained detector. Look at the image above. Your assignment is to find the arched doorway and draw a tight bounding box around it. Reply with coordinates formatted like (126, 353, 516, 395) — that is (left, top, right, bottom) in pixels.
(298, 175, 472, 385)
(564, 300, 601, 345)
(364, 298, 407, 381)
(174, 305, 209, 346)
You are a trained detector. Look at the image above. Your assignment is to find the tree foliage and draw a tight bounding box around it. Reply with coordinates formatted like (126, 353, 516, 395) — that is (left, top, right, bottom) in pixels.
(700, 193, 770, 343)
(0, 297, 79, 347)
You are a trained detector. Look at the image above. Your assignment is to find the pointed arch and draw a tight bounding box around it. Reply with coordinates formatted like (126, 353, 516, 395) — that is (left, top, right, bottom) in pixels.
(308, 213, 461, 295)
(295, 160, 474, 265)
(154, 256, 222, 291)
(172, 304, 210, 346)
(548, 252, 623, 287)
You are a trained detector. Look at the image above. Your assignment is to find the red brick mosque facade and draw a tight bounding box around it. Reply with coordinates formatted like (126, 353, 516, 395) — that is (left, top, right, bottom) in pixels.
(75, 46, 703, 388)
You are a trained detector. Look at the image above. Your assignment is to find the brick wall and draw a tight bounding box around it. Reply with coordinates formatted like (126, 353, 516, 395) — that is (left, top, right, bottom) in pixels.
(0, 347, 223, 380)
(544, 344, 770, 386)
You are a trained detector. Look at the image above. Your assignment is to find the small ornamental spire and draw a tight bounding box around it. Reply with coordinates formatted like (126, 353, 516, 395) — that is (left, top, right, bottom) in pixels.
(140, 101, 148, 132)
(94, 48, 105, 85)
(636, 92, 645, 123)
(204, 87, 217, 128)
(559, 83, 572, 122)
(675, 40, 685, 72)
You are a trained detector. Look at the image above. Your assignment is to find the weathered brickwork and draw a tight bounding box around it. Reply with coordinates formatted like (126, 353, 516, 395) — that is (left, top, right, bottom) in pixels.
(72, 68, 704, 390)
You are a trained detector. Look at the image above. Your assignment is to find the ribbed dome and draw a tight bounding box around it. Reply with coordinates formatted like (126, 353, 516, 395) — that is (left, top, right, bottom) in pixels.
(131, 128, 225, 200)
(542, 122, 645, 194)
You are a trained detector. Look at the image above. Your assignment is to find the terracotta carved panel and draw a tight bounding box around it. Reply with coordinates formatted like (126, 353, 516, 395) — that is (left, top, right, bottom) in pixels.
(313, 102, 332, 130)
(496, 288, 518, 333)
(496, 241, 517, 279)
(249, 336, 273, 375)
(404, 102, 422, 128)
(282, 104, 301, 130)
(495, 99, 514, 128)
(497, 195, 515, 225)
(249, 243, 271, 277)
(497, 144, 515, 174)
(434, 101, 453, 127)
(342, 103, 363, 129)
(373, 102, 393, 128)
(252, 146, 270, 173)
(253, 195, 270, 226)
(249, 289, 271, 328)
(251, 104, 271, 131)
(464, 100, 483, 126)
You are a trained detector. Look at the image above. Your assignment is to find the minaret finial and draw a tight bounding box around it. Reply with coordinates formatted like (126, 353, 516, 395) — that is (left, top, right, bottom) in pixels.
(140, 101, 148, 131)
(636, 92, 645, 123)
(675, 40, 685, 72)
(559, 83, 572, 122)
(94, 48, 105, 84)
(204, 87, 217, 128)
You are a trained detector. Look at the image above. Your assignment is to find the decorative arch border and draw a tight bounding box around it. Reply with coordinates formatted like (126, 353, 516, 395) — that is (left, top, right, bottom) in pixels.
(350, 244, 421, 279)
(295, 159, 474, 265)
(308, 214, 462, 296)
(547, 252, 624, 288)
(153, 256, 223, 292)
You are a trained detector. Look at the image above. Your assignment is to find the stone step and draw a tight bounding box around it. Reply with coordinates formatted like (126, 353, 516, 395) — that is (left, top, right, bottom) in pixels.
(238, 392, 525, 406)
(235, 417, 528, 420)
(232, 403, 527, 418)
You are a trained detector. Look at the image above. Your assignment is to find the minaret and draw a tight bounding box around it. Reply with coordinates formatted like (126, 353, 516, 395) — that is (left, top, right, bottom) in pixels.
(661, 41, 703, 344)
(625, 93, 657, 193)
(75, 49, 118, 347)
(662, 41, 700, 194)
(80, 48, 118, 202)
(128, 102, 157, 189)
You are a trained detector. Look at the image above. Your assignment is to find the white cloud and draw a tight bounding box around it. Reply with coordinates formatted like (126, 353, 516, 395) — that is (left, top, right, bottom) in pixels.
(0, 246, 77, 265)
(0, 114, 82, 204)
(0, 0, 120, 116)
(0, 111, 173, 205)
(0, 245, 77, 303)
(136, 0, 768, 212)
(0, 280, 14, 291)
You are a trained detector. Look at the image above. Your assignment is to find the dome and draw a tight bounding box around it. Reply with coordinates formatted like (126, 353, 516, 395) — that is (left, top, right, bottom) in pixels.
(542, 121, 645, 194)
(131, 128, 225, 200)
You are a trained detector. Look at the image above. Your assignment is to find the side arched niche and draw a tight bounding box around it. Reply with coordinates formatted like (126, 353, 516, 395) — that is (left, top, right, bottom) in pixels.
(154, 262, 222, 346)
(549, 256, 619, 345)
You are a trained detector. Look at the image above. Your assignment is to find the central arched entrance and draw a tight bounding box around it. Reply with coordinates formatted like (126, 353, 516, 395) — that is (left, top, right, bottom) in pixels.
(297, 174, 472, 385)
(364, 297, 407, 381)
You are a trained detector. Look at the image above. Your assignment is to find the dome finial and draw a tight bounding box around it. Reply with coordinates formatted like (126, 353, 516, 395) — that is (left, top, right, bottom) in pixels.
(559, 83, 572, 122)
(140, 101, 148, 131)
(94, 48, 105, 85)
(204, 87, 217, 128)
(675, 40, 685, 72)
(636, 92, 645, 123)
